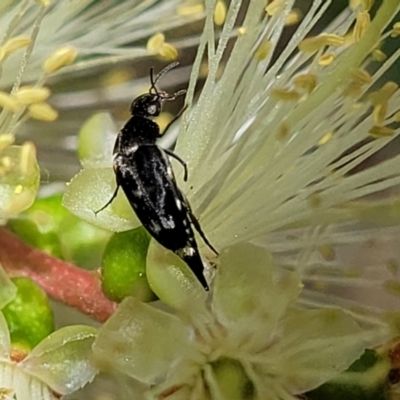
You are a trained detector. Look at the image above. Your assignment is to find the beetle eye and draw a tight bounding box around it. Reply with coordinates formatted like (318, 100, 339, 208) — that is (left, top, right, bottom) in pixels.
(147, 104, 157, 115)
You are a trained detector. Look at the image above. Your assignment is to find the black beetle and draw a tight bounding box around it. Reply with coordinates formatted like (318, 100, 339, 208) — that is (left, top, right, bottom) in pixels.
(97, 62, 218, 290)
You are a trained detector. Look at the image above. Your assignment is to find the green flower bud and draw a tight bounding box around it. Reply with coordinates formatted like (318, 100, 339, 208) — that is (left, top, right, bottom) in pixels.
(101, 227, 156, 302)
(7, 217, 64, 259)
(211, 357, 254, 398)
(8, 193, 111, 268)
(2, 277, 54, 350)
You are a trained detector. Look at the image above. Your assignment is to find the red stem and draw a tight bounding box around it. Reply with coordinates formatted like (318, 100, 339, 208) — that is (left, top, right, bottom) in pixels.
(0, 228, 116, 322)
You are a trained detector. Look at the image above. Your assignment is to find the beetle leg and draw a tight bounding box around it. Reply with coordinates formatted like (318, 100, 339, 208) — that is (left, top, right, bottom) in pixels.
(181, 194, 218, 256)
(164, 148, 188, 181)
(189, 211, 219, 256)
(94, 185, 120, 216)
(160, 104, 188, 137)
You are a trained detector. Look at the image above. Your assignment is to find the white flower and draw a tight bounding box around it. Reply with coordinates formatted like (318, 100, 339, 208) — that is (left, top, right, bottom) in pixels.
(0, 0, 205, 219)
(0, 0, 204, 85)
(64, 0, 400, 335)
(93, 243, 366, 399)
(0, 312, 97, 400)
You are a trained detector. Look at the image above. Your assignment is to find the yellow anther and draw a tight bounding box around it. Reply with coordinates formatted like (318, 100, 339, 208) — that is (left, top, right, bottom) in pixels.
(362, 0, 374, 11)
(42, 46, 78, 74)
(0, 132, 14, 146)
(0, 154, 13, 176)
(343, 68, 372, 98)
(318, 244, 335, 261)
(101, 69, 132, 87)
(368, 125, 395, 138)
(349, 0, 361, 10)
(318, 132, 333, 146)
(35, 0, 51, 5)
(238, 26, 247, 36)
(351, 102, 363, 110)
(353, 11, 370, 43)
(349, 0, 374, 11)
(293, 73, 317, 94)
(380, 82, 398, 99)
(394, 111, 400, 122)
(147, 33, 165, 53)
(285, 10, 301, 26)
(372, 103, 387, 125)
(350, 68, 372, 85)
(277, 122, 290, 141)
(3, 36, 31, 55)
(343, 82, 363, 98)
(159, 43, 178, 61)
(271, 89, 301, 101)
(147, 34, 178, 60)
(28, 102, 58, 122)
(0, 92, 20, 112)
(14, 185, 23, 194)
(265, 0, 281, 16)
(14, 86, 50, 105)
(0, 47, 5, 62)
(369, 82, 398, 106)
(214, 1, 226, 26)
(176, 3, 204, 16)
(19, 141, 37, 176)
(0, 133, 15, 152)
(391, 22, 400, 38)
(341, 31, 354, 46)
(372, 49, 387, 62)
(1, 156, 12, 169)
(318, 52, 335, 66)
(254, 40, 272, 61)
(299, 33, 345, 53)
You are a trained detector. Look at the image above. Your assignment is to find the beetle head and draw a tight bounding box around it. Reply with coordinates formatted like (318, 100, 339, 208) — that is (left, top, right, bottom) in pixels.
(130, 62, 186, 118)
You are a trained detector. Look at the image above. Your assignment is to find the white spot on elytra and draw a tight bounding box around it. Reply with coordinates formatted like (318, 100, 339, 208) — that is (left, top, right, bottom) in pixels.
(161, 216, 175, 229)
(128, 144, 138, 153)
(183, 246, 195, 256)
(149, 220, 161, 234)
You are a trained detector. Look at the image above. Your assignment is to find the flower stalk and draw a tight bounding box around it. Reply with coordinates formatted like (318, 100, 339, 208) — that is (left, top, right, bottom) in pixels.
(0, 228, 116, 322)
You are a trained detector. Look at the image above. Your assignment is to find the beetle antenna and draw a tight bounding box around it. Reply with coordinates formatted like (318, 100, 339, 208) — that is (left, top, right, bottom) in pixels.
(166, 89, 186, 101)
(150, 62, 181, 97)
(149, 67, 159, 95)
(153, 61, 180, 86)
